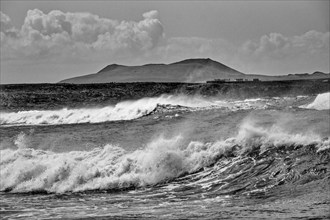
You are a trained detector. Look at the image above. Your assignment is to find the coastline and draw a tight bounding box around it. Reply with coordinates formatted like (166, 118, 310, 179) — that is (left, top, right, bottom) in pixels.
(1, 79, 329, 111)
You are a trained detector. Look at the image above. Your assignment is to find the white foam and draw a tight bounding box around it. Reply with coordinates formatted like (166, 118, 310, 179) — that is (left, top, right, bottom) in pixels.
(0, 95, 215, 126)
(0, 95, 273, 126)
(1, 122, 328, 193)
(301, 92, 330, 110)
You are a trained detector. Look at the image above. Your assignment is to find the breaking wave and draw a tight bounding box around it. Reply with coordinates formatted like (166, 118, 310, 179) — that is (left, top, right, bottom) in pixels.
(0, 95, 272, 126)
(0, 95, 215, 126)
(1, 120, 328, 194)
(301, 92, 330, 110)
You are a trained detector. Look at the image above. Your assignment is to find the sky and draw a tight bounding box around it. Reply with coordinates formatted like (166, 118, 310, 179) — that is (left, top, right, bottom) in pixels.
(0, 0, 329, 83)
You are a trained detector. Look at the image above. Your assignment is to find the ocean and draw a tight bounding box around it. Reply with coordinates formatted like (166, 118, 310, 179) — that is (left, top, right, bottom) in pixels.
(0, 88, 329, 219)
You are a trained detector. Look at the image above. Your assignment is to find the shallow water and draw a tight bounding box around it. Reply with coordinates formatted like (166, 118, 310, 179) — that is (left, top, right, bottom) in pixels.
(0, 93, 329, 219)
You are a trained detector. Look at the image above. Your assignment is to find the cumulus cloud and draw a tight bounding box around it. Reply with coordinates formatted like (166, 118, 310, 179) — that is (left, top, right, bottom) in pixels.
(1, 9, 164, 60)
(237, 30, 329, 74)
(1, 11, 12, 32)
(241, 31, 329, 60)
(1, 12, 19, 38)
(1, 9, 328, 65)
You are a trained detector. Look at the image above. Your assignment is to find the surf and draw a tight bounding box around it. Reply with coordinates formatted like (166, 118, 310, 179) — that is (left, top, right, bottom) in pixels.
(0, 95, 215, 126)
(1, 119, 328, 194)
(300, 92, 330, 110)
(0, 94, 307, 126)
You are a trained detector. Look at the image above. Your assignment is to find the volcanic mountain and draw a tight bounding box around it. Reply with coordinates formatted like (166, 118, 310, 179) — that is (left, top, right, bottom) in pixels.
(59, 58, 329, 83)
(59, 58, 245, 83)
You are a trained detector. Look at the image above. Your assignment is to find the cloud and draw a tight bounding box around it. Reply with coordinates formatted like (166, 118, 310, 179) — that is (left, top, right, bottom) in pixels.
(1, 12, 19, 38)
(237, 30, 329, 74)
(2, 9, 328, 64)
(1, 9, 164, 60)
(241, 31, 329, 60)
(1, 11, 12, 32)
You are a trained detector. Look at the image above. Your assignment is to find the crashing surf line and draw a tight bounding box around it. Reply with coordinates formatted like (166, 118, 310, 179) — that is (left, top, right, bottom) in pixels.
(300, 92, 330, 110)
(1, 121, 328, 194)
(0, 95, 308, 126)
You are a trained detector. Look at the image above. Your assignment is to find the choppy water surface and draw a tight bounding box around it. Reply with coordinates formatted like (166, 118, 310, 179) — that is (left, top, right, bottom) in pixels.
(0, 93, 329, 219)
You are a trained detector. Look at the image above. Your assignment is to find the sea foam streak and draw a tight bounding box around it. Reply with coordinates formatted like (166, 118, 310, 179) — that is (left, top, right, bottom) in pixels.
(1, 121, 328, 193)
(0, 95, 271, 126)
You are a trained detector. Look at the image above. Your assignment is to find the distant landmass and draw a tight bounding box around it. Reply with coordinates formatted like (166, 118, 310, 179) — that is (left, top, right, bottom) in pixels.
(59, 58, 329, 84)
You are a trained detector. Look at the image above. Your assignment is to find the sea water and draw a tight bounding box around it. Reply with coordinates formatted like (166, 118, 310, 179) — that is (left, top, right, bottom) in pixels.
(0, 92, 329, 219)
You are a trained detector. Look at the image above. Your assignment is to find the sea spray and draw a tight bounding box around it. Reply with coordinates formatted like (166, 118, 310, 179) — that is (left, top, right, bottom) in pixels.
(300, 92, 330, 110)
(0, 94, 300, 126)
(0, 95, 217, 126)
(1, 120, 328, 194)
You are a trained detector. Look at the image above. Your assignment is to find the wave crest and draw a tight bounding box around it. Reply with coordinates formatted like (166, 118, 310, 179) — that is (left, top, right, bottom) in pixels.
(1, 94, 304, 126)
(0, 95, 217, 126)
(1, 121, 328, 194)
(301, 92, 330, 110)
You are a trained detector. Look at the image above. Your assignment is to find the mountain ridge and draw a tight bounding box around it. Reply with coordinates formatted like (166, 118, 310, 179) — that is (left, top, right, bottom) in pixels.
(59, 58, 329, 84)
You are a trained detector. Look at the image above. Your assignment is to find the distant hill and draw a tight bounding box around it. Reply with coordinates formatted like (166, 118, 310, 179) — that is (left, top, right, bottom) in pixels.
(59, 58, 245, 83)
(59, 58, 329, 84)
